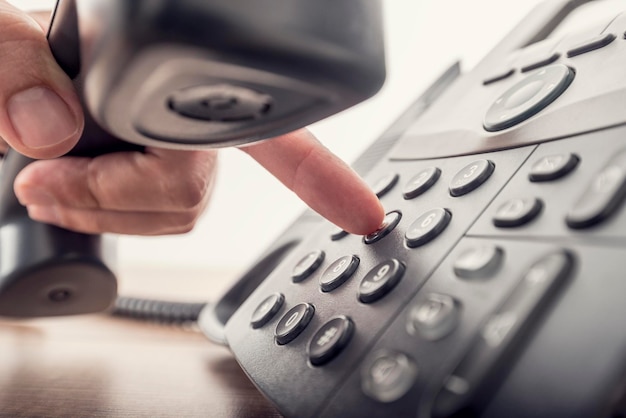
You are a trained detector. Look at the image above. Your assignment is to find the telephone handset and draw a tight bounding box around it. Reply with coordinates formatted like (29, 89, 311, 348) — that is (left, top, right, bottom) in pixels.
(0, 0, 385, 316)
(199, 0, 626, 417)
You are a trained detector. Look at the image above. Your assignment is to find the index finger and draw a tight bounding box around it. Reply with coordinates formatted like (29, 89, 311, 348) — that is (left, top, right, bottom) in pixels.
(241, 129, 384, 235)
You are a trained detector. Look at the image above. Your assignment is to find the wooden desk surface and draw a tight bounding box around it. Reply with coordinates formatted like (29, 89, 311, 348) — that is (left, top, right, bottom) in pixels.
(0, 266, 282, 418)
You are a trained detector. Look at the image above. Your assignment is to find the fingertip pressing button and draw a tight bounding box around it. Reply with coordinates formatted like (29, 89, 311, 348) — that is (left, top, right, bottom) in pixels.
(363, 211, 402, 245)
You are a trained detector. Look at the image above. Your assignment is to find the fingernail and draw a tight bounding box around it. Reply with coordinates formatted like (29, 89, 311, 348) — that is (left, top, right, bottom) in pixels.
(26, 205, 61, 225)
(8, 86, 79, 149)
(15, 187, 56, 206)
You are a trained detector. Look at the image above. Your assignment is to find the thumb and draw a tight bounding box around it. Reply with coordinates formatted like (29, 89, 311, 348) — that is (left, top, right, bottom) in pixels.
(0, 2, 83, 159)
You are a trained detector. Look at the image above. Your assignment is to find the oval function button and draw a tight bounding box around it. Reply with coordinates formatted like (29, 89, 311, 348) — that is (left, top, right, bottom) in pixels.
(403, 167, 441, 199)
(371, 173, 400, 198)
(251, 293, 285, 329)
(358, 259, 406, 304)
(361, 349, 418, 403)
(407, 293, 460, 341)
(405, 208, 452, 248)
(307, 316, 354, 366)
(483, 64, 574, 132)
(320, 255, 360, 292)
(274, 303, 315, 345)
(364, 211, 402, 245)
(449, 160, 495, 197)
(567, 33, 616, 58)
(566, 149, 626, 229)
(528, 153, 579, 182)
(493, 198, 543, 228)
(292, 250, 325, 283)
(453, 244, 504, 279)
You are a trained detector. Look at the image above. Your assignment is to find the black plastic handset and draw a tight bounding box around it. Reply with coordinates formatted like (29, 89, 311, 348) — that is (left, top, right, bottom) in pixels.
(0, 0, 385, 317)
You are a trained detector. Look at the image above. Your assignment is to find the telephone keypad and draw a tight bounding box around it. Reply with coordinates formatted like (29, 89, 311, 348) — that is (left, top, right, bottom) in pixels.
(449, 159, 495, 197)
(292, 250, 325, 283)
(402, 167, 441, 199)
(405, 208, 452, 248)
(320, 255, 360, 292)
(307, 316, 354, 366)
(358, 259, 405, 304)
(251, 293, 284, 329)
(275, 303, 315, 345)
(371, 173, 399, 198)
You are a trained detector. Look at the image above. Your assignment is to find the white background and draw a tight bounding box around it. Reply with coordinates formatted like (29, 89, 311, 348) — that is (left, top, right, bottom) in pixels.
(10, 0, 547, 293)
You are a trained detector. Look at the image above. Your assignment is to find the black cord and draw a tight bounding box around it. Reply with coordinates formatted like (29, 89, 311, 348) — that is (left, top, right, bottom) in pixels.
(112, 296, 208, 325)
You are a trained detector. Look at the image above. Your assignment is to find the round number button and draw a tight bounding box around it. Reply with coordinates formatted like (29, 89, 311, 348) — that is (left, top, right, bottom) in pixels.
(449, 160, 495, 197)
(320, 255, 360, 292)
(251, 293, 285, 329)
(292, 250, 325, 283)
(358, 259, 405, 303)
(370, 173, 400, 198)
(405, 208, 452, 248)
(307, 316, 354, 366)
(406, 293, 460, 341)
(274, 303, 315, 345)
(403, 167, 441, 199)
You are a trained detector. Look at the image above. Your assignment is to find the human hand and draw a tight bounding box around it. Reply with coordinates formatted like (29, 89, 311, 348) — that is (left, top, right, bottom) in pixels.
(1, 3, 384, 236)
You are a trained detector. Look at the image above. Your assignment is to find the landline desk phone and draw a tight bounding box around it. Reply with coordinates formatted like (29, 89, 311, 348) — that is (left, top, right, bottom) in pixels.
(0, 0, 625, 417)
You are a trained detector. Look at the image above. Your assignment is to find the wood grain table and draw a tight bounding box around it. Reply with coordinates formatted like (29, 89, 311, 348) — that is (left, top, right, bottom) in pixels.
(0, 266, 282, 418)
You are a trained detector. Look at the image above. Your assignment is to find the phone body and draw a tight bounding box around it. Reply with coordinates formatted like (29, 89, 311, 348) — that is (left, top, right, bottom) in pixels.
(199, 0, 626, 416)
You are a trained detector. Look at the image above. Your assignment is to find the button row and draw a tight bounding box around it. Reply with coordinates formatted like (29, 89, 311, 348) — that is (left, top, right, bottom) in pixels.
(483, 32, 618, 85)
(371, 159, 495, 201)
(269, 300, 355, 366)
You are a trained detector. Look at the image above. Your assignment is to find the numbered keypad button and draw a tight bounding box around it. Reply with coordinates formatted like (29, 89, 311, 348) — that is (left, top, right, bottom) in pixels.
(449, 160, 495, 197)
(566, 148, 626, 229)
(251, 293, 285, 329)
(307, 316, 354, 366)
(403, 167, 441, 199)
(275, 303, 315, 345)
(407, 293, 460, 341)
(361, 349, 418, 403)
(528, 153, 579, 182)
(320, 255, 360, 292)
(358, 259, 406, 303)
(330, 226, 348, 241)
(405, 208, 452, 248)
(364, 211, 402, 245)
(493, 198, 543, 227)
(453, 245, 504, 279)
(292, 250, 325, 283)
(371, 173, 399, 198)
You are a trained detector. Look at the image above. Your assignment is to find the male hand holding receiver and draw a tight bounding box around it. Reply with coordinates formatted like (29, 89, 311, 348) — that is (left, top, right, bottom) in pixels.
(0, 3, 385, 237)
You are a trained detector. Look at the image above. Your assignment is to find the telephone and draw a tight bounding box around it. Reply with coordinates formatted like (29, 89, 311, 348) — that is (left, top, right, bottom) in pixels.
(196, 0, 626, 417)
(0, 0, 625, 417)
